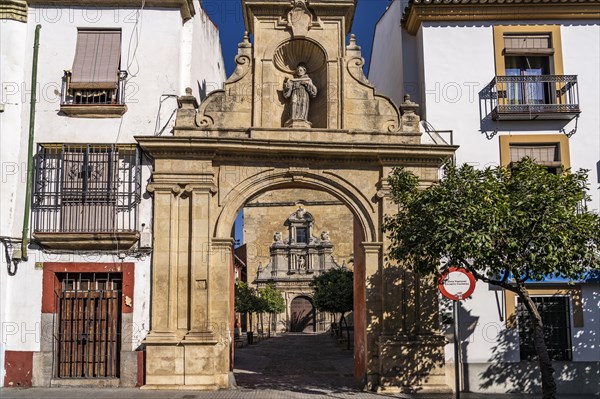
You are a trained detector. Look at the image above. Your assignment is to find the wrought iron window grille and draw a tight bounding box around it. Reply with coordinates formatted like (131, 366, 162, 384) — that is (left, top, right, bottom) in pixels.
(482, 75, 580, 121)
(33, 144, 141, 234)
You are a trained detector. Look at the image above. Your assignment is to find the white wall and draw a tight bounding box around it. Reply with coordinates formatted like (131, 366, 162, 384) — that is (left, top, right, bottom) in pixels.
(443, 281, 520, 365)
(0, 18, 28, 387)
(368, 0, 404, 107)
(573, 284, 600, 362)
(191, 2, 226, 101)
(561, 23, 600, 213)
(419, 22, 498, 167)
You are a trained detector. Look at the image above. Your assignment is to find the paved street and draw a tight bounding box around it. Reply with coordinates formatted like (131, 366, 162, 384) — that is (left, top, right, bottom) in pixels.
(1, 333, 597, 398)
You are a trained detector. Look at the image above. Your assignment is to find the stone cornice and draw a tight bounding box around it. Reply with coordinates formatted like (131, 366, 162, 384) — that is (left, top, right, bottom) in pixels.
(0, 0, 28, 22)
(243, 0, 356, 34)
(26, 0, 195, 20)
(135, 135, 457, 168)
(402, 1, 600, 35)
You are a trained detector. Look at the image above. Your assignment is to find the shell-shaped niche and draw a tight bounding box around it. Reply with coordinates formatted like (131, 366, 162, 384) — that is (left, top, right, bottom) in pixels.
(273, 39, 326, 74)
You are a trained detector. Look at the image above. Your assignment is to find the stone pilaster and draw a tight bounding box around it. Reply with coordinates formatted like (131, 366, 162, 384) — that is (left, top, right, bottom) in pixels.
(361, 241, 384, 388)
(145, 183, 182, 341)
(183, 183, 217, 342)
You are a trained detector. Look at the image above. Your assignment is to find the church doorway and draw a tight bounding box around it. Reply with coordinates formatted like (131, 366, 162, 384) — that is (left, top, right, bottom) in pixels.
(290, 296, 315, 333)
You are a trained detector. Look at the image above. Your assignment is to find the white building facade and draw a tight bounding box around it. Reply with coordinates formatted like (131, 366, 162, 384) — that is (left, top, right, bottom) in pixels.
(370, 0, 600, 395)
(0, 0, 225, 387)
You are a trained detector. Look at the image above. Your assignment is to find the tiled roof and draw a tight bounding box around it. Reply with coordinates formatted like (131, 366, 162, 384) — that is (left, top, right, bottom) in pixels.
(401, 0, 600, 31)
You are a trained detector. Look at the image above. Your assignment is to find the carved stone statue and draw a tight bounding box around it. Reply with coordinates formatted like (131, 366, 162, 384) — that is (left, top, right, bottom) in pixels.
(297, 255, 306, 270)
(274, 231, 283, 243)
(283, 63, 317, 128)
(321, 231, 330, 242)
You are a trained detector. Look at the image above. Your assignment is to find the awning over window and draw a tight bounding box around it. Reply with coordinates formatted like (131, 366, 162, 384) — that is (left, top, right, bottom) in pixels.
(510, 144, 561, 167)
(504, 34, 554, 56)
(70, 30, 121, 89)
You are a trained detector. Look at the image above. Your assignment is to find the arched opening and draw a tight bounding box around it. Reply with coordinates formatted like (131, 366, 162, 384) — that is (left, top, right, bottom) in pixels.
(219, 174, 374, 390)
(290, 296, 315, 333)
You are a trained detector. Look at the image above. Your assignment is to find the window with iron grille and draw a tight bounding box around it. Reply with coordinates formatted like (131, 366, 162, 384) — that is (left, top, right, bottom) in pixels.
(517, 296, 572, 361)
(33, 144, 141, 234)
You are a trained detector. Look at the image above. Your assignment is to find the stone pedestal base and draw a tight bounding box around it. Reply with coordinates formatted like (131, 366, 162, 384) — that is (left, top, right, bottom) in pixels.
(285, 119, 312, 128)
(377, 334, 450, 393)
(143, 340, 230, 390)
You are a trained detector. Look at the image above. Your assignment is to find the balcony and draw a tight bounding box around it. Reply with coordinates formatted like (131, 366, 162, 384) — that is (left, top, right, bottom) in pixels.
(32, 144, 141, 250)
(483, 75, 580, 121)
(60, 70, 128, 118)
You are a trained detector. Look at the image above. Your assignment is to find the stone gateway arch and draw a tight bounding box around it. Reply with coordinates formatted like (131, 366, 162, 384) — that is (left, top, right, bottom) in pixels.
(136, 0, 456, 392)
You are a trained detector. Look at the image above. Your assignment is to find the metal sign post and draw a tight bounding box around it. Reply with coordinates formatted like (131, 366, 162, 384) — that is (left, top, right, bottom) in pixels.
(453, 294, 462, 399)
(438, 267, 477, 399)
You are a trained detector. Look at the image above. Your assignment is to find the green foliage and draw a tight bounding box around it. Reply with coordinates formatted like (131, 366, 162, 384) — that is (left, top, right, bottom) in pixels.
(384, 158, 600, 288)
(235, 281, 260, 313)
(310, 267, 353, 314)
(260, 284, 285, 314)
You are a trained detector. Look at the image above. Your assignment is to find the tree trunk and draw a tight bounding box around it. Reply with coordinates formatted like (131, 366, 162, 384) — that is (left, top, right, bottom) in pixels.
(517, 287, 557, 399)
(339, 313, 351, 350)
(268, 313, 272, 338)
(260, 312, 264, 334)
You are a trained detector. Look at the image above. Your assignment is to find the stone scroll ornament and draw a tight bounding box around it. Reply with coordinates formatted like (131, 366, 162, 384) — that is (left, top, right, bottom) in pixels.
(283, 63, 317, 128)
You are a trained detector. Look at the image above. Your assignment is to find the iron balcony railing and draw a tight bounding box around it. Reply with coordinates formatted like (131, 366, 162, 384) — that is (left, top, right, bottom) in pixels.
(33, 144, 141, 234)
(483, 75, 580, 120)
(61, 71, 127, 106)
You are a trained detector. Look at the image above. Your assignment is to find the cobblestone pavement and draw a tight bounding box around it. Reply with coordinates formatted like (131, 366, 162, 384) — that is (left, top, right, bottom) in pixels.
(1, 333, 597, 398)
(233, 332, 357, 392)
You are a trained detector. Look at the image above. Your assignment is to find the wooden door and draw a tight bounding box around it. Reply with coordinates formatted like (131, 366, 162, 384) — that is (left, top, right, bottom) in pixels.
(290, 296, 315, 333)
(56, 273, 121, 378)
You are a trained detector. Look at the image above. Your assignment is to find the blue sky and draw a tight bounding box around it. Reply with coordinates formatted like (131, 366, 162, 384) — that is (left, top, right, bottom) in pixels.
(203, 0, 393, 77)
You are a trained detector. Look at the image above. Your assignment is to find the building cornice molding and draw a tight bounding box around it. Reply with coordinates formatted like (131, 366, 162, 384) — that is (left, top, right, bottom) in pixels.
(0, 0, 28, 22)
(26, 0, 195, 20)
(402, 2, 600, 35)
(243, 0, 356, 35)
(135, 135, 457, 168)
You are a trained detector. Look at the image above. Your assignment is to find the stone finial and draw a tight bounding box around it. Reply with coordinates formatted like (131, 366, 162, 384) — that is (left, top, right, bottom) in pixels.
(175, 87, 199, 129)
(239, 31, 251, 49)
(401, 93, 419, 114)
(347, 34, 361, 51)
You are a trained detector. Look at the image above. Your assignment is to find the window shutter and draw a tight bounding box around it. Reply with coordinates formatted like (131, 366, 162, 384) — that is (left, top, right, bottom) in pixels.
(510, 144, 561, 167)
(504, 34, 554, 55)
(71, 30, 121, 89)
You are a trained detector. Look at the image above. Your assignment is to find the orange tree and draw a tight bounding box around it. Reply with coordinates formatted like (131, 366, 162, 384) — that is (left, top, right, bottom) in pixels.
(383, 158, 600, 399)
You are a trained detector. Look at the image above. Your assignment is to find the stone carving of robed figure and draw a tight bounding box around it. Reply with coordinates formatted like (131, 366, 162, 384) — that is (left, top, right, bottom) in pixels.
(283, 63, 317, 128)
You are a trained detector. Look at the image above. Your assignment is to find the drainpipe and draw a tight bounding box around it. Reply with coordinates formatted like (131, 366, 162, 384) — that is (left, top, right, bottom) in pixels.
(21, 24, 42, 262)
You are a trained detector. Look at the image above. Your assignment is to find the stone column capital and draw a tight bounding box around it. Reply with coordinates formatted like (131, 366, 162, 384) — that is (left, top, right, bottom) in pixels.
(184, 183, 218, 195)
(212, 238, 235, 250)
(361, 242, 383, 254)
(147, 183, 182, 195)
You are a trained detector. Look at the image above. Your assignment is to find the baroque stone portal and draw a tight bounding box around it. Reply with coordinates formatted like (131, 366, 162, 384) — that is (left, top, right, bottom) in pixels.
(284, 63, 317, 128)
(255, 207, 340, 332)
(137, 0, 457, 393)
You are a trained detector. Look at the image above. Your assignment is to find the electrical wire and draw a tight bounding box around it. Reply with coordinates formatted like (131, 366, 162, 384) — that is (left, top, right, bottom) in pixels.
(125, 0, 146, 80)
